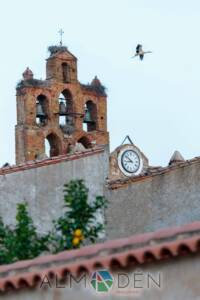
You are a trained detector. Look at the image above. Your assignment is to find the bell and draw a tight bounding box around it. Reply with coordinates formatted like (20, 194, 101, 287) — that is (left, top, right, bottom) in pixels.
(36, 103, 46, 118)
(66, 115, 73, 126)
(59, 101, 67, 115)
(83, 109, 93, 123)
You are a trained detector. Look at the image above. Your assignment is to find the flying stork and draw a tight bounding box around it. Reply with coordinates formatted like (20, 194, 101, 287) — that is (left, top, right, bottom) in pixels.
(132, 44, 152, 60)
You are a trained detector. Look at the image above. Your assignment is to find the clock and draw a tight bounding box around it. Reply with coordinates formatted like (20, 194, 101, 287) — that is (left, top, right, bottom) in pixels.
(118, 146, 143, 177)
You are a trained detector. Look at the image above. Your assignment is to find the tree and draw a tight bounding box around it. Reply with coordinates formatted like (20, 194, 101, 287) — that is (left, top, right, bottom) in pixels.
(0, 203, 49, 264)
(52, 180, 107, 252)
(13, 203, 49, 260)
(0, 180, 107, 265)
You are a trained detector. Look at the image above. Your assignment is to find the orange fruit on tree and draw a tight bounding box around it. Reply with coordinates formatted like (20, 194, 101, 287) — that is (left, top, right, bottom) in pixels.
(72, 237, 80, 247)
(74, 229, 82, 238)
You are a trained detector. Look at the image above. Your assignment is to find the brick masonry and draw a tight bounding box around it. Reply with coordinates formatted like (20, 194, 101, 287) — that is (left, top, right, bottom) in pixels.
(15, 46, 109, 164)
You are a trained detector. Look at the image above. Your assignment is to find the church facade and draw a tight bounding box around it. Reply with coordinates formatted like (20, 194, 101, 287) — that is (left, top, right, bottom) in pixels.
(0, 44, 200, 299)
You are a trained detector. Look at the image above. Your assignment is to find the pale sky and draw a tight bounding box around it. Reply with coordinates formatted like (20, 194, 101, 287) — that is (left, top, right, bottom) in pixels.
(0, 0, 200, 167)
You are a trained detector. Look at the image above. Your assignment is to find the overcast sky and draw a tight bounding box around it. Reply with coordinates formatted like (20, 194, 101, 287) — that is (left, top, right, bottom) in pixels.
(0, 0, 200, 166)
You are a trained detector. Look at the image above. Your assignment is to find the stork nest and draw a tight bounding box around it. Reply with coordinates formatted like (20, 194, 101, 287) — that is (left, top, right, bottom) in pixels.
(16, 79, 48, 89)
(81, 84, 107, 97)
(48, 45, 68, 56)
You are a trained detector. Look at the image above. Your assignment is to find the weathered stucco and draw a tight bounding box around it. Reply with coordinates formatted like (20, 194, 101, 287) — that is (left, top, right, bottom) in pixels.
(0, 149, 109, 233)
(106, 162, 200, 239)
(2, 149, 200, 240)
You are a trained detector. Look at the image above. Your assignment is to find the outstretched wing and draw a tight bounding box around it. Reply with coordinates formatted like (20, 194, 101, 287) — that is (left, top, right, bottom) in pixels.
(144, 51, 152, 54)
(131, 54, 138, 58)
(136, 44, 142, 54)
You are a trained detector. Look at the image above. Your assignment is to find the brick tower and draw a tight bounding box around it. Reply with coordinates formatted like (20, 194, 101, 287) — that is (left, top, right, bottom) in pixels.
(15, 45, 109, 164)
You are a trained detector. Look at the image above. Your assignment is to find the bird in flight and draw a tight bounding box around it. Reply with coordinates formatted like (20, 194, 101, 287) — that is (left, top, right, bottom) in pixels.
(132, 44, 152, 60)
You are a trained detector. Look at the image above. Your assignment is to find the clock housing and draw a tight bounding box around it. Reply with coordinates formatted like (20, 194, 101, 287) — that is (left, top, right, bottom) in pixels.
(118, 145, 143, 176)
(109, 143, 149, 181)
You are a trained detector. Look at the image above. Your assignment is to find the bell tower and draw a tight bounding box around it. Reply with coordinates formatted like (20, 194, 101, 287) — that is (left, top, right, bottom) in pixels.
(15, 45, 109, 164)
(46, 46, 77, 83)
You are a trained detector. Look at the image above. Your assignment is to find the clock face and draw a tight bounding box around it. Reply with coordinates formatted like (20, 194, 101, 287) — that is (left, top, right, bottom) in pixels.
(118, 147, 143, 176)
(121, 150, 140, 174)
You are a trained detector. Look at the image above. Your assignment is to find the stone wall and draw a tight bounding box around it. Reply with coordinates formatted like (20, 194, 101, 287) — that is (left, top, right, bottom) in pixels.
(106, 161, 200, 239)
(0, 148, 109, 233)
(3, 140, 200, 243)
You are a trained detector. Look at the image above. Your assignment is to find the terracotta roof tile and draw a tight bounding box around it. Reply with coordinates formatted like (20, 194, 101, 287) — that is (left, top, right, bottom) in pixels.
(0, 221, 200, 292)
(107, 156, 200, 189)
(0, 147, 104, 176)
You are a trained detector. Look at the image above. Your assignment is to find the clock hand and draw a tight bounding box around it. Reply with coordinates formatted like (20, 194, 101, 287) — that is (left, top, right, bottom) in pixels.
(124, 156, 133, 163)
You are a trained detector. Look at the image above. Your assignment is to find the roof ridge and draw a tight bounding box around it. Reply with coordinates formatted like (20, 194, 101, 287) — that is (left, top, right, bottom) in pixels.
(0, 221, 200, 292)
(0, 220, 200, 275)
(0, 147, 104, 176)
(107, 155, 200, 189)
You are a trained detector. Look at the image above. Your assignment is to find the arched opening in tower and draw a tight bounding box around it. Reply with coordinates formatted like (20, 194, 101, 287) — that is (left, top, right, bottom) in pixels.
(83, 100, 97, 132)
(59, 89, 74, 134)
(36, 94, 49, 125)
(78, 136, 92, 149)
(45, 133, 62, 157)
(62, 63, 70, 83)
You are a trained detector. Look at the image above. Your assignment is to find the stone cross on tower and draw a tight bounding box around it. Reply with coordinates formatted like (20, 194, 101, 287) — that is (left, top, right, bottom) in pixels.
(58, 29, 64, 46)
